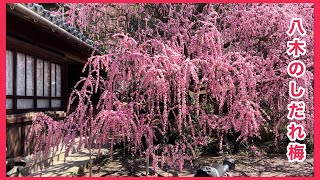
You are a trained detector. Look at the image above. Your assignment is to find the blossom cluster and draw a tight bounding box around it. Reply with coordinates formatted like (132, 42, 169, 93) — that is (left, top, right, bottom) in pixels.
(27, 4, 314, 172)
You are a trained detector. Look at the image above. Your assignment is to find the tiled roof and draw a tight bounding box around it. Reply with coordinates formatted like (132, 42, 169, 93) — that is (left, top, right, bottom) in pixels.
(24, 3, 95, 48)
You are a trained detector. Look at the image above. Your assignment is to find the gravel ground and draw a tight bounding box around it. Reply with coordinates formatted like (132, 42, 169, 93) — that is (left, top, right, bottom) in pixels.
(78, 151, 314, 177)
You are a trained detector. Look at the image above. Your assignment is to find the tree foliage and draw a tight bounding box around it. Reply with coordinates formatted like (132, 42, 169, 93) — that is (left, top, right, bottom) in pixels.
(28, 3, 314, 171)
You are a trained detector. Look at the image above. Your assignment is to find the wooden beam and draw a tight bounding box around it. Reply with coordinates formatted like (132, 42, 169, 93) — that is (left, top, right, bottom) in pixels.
(7, 12, 91, 64)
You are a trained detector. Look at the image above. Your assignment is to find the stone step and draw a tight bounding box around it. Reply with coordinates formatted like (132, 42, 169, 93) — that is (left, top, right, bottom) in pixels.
(7, 137, 109, 177)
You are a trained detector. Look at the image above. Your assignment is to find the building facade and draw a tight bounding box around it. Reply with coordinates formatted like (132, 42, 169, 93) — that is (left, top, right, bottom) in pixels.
(6, 3, 94, 159)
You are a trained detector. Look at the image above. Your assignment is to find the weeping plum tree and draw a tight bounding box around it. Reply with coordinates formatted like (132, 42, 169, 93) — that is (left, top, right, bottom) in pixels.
(28, 3, 314, 173)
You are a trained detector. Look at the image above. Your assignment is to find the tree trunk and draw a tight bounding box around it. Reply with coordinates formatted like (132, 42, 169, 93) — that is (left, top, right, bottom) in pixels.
(146, 156, 149, 177)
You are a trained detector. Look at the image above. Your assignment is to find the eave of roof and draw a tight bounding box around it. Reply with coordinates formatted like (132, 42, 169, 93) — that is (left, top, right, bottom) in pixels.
(7, 3, 98, 52)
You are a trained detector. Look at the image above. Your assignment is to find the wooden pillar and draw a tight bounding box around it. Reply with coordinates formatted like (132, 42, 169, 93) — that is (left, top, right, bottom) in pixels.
(62, 63, 68, 112)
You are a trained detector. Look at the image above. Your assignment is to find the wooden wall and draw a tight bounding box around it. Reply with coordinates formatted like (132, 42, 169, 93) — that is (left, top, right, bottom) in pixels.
(6, 9, 90, 158)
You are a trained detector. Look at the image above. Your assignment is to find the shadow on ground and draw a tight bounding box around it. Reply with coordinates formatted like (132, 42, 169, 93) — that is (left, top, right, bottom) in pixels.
(80, 150, 314, 177)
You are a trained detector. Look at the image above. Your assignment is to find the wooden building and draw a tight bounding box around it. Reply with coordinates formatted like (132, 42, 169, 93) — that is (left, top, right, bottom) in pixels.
(6, 3, 94, 159)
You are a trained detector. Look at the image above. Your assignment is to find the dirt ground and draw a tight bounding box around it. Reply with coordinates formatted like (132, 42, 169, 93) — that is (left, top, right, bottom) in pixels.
(78, 150, 314, 177)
